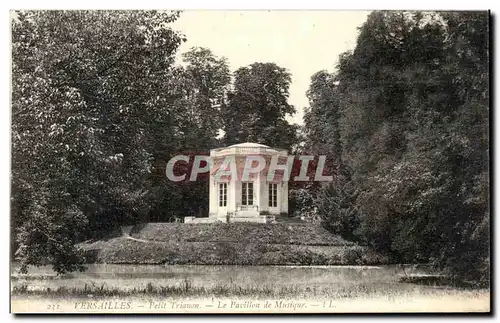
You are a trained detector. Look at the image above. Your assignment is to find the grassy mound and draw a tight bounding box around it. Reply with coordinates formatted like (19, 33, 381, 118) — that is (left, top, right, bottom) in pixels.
(130, 222, 355, 245)
(80, 222, 388, 266)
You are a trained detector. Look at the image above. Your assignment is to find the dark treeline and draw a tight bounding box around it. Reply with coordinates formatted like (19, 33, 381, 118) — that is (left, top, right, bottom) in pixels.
(302, 11, 489, 283)
(11, 11, 298, 273)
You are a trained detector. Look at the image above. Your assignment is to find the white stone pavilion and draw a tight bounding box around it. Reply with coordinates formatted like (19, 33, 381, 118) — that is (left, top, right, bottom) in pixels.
(184, 142, 289, 223)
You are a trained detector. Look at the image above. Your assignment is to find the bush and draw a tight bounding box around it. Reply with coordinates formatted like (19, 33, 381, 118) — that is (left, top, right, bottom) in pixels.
(289, 188, 319, 222)
(316, 174, 360, 241)
(343, 248, 363, 265)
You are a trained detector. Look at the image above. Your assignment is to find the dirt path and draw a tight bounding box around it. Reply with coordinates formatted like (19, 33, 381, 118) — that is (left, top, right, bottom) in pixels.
(120, 225, 157, 244)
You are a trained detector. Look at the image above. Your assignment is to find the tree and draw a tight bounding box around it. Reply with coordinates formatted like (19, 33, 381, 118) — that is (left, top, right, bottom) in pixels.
(11, 10, 184, 273)
(303, 70, 342, 160)
(147, 47, 231, 222)
(222, 62, 299, 151)
(306, 11, 489, 282)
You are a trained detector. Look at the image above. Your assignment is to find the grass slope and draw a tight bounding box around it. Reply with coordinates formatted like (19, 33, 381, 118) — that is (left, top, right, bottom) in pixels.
(80, 222, 388, 266)
(131, 222, 354, 245)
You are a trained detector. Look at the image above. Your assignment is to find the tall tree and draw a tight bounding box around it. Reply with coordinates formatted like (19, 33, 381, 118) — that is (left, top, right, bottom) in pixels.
(11, 10, 184, 273)
(148, 47, 231, 222)
(222, 62, 298, 150)
(303, 70, 342, 168)
(175, 47, 231, 149)
(306, 11, 489, 282)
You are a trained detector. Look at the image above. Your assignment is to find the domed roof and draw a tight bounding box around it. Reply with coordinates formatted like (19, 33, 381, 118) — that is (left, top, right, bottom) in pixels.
(227, 142, 270, 148)
(211, 142, 287, 157)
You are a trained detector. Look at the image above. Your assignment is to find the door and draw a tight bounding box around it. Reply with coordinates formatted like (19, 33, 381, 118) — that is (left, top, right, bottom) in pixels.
(241, 182, 254, 206)
(269, 183, 278, 208)
(218, 182, 227, 211)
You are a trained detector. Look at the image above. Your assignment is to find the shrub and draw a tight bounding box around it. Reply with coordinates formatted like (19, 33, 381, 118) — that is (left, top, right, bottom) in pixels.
(316, 174, 360, 241)
(289, 188, 319, 222)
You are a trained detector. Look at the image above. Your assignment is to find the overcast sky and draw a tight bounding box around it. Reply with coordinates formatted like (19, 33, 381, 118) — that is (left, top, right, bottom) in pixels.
(171, 10, 370, 125)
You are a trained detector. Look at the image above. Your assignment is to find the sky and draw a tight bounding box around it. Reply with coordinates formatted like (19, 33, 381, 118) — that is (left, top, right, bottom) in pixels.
(171, 10, 370, 125)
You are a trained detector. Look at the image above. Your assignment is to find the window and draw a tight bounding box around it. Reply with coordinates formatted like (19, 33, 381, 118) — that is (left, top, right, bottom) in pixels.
(269, 183, 278, 207)
(242, 182, 253, 205)
(218, 183, 227, 207)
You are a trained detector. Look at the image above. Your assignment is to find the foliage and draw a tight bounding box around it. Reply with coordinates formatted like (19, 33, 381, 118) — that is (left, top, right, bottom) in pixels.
(304, 11, 489, 282)
(289, 189, 313, 214)
(316, 173, 360, 241)
(11, 11, 301, 274)
(222, 62, 299, 150)
(147, 47, 231, 222)
(303, 70, 341, 161)
(11, 10, 184, 273)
